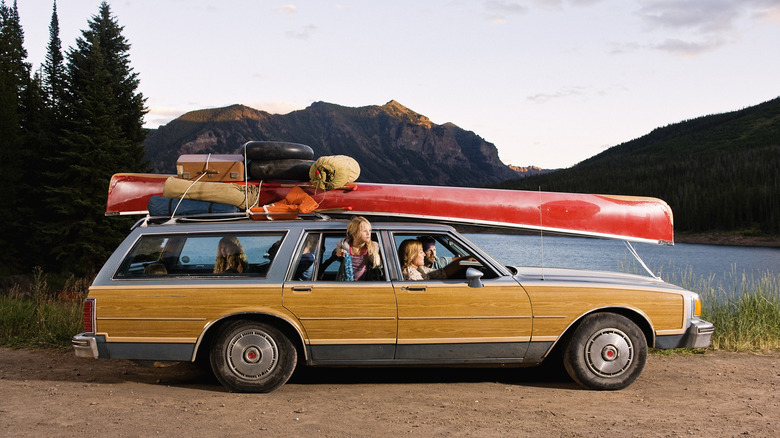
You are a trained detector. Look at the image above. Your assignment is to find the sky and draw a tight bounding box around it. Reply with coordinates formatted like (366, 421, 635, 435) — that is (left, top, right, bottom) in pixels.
(16, 0, 780, 169)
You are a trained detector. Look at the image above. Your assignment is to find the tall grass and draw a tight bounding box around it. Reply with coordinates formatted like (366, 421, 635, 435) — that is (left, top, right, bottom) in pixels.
(669, 267, 780, 351)
(0, 268, 87, 349)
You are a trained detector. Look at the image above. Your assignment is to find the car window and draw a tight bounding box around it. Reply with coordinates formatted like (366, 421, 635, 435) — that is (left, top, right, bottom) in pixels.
(393, 232, 497, 280)
(289, 232, 385, 281)
(115, 232, 286, 278)
(291, 233, 320, 281)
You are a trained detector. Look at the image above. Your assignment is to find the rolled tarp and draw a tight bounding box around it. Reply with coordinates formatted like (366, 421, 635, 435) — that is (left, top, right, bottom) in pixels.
(162, 177, 259, 210)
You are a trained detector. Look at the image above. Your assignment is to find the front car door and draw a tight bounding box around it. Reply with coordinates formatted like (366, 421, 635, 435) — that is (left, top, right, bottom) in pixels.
(391, 231, 533, 363)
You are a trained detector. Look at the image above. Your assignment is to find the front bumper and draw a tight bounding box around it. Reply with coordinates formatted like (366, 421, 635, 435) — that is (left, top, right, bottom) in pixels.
(656, 319, 715, 349)
(72, 333, 99, 358)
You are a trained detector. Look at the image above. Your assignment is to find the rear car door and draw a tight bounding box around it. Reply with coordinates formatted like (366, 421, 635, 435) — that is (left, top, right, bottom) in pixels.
(282, 231, 397, 362)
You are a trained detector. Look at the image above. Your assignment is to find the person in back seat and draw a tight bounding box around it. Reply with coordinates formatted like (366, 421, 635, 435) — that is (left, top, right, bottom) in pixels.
(144, 263, 167, 275)
(214, 236, 248, 274)
(322, 216, 383, 281)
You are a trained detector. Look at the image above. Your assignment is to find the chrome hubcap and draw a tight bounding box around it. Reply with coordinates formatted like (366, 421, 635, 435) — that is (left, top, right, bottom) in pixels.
(227, 329, 278, 379)
(585, 328, 633, 377)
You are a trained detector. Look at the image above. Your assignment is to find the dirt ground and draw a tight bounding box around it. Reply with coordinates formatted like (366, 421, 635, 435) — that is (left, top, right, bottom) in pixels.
(0, 348, 777, 437)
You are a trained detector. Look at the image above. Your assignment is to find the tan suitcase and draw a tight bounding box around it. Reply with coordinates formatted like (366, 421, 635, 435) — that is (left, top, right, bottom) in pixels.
(176, 154, 245, 182)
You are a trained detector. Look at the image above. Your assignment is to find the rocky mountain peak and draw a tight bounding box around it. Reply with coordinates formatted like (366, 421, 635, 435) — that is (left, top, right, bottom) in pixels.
(380, 100, 432, 128)
(178, 104, 270, 123)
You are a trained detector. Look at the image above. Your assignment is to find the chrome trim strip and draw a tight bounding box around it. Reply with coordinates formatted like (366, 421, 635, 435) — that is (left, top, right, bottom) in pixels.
(300, 317, 396, 321)
(397, 336, 531, 344)
(97, 317, 205, 321)
(399, 315, 531, 320)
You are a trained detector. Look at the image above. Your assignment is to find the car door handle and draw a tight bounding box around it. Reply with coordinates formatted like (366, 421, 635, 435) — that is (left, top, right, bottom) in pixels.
(403, 286, 427, 292)
(291, 286, 312, 292)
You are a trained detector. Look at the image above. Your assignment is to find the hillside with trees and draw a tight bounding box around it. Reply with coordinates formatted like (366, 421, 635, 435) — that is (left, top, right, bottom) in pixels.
(496, 97, 780, 236)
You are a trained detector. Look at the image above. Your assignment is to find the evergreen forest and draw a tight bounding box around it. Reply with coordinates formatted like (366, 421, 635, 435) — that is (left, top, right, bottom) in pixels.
(0, 1, 148, 277)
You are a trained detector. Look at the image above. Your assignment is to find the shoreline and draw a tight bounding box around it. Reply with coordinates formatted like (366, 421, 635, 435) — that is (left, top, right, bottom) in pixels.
(675, 233, 780, 248)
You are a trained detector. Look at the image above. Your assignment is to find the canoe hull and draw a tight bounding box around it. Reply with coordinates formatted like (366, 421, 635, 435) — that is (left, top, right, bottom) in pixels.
(105, 174, 674, 244)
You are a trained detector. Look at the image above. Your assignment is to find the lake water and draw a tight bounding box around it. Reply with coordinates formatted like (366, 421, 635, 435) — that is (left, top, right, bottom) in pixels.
(465, 233, 780, 291)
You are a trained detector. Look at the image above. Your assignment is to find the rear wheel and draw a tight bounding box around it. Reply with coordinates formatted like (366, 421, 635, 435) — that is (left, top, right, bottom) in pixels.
(210, 320, 297, 393)
(563, 313, 647, 390)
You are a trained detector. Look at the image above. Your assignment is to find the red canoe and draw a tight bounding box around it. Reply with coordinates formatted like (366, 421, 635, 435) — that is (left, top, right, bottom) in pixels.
(105, 173, 674, 245)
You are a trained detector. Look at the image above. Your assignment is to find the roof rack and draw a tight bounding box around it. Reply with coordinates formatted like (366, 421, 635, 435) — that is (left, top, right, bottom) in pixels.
(134, 211, 335, 229)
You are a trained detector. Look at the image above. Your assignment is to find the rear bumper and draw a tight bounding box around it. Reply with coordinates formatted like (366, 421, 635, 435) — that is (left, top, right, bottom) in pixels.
(72, 333, 99, 358)
(656, 319, 715, 349)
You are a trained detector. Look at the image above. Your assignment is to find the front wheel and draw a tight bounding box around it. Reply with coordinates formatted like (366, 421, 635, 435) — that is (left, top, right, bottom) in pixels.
(563, 313, 647, 390)
(210, 320, 297, 393)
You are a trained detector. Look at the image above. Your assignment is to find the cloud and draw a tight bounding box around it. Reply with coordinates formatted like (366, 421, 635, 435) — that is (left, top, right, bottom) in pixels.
(527, 83, 628, 103)
(529, 0, 606, 8)
(634, 0, 780, 56)
(484, 1, 529, 24)
(652, 37, 727, 57)
(527, 86, 587, 104)
(637, 0, 738, 33)
(638, 0, 780, 34)
(285, 24, 318, 40)
(275, 4, 298, 16)
(610, 37, 726, 57)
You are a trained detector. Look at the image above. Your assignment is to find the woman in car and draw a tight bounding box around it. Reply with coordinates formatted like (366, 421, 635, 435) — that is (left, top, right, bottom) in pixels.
(398, 239, 451, 281)
(214, 236, 248, 274)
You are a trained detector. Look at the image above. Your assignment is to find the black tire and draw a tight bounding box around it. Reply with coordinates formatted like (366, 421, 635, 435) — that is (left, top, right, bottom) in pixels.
(563, 313, 647, 390)
(209, 319, 297, 393)
(244, 141, 314, 161)
(248, 159, 314, 181)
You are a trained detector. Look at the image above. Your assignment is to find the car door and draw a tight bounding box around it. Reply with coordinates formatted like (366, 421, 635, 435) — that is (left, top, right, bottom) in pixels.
(282, 231, 397, 362)
(392, 232, 533, 362)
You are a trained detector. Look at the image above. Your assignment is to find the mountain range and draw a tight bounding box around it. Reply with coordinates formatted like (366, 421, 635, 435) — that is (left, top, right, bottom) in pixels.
(142, 100, 542, 187)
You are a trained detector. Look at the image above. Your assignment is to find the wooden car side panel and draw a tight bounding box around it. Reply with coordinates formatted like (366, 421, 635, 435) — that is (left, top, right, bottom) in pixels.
(89, 284, 300, 344)
(522, 283, 684, 341)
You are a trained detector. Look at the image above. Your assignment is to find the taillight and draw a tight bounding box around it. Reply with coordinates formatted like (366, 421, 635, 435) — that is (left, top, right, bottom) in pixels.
(83, 298, 96, 333)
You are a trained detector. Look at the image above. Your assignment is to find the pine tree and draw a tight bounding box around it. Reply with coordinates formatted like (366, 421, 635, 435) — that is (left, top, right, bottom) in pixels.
(24, 1, 67, 270)
(44, 1, 148, 275)
(0, 0, 32, 273)
(68, 1, 147, 151)
(42, 0, 65, 117)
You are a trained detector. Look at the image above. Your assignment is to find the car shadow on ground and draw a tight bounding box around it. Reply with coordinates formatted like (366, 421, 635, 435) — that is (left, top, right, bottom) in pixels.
(84, 362, 578, 392)
(4, 350, 577, 392)
(287, 364, 577, 390)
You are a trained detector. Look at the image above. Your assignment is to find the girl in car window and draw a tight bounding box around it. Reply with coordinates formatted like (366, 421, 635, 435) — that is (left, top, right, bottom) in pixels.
(324, 216, 383, 281)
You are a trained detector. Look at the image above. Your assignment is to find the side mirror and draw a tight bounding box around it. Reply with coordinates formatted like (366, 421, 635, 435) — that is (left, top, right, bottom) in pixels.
(465, 267, 483, 288)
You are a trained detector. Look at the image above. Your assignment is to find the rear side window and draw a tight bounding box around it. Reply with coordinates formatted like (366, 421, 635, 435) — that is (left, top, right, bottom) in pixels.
(114, 232, 286, 278)
(288, 232, 386, 282)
